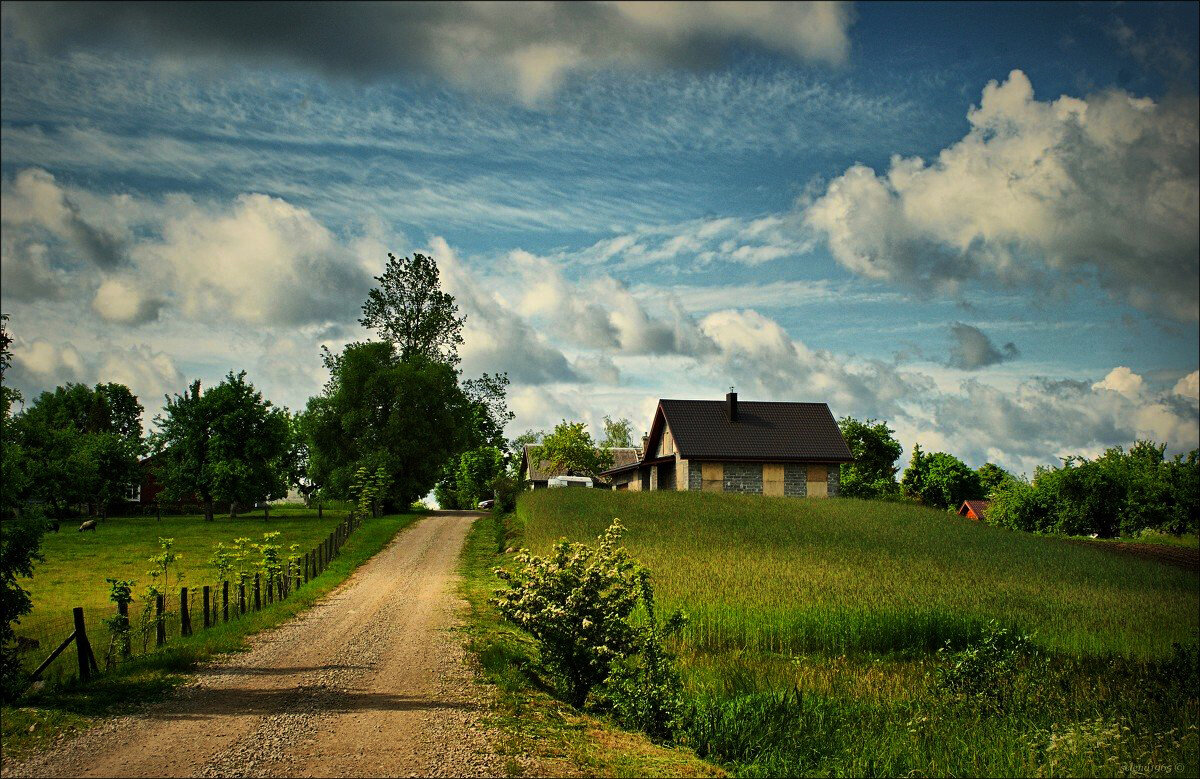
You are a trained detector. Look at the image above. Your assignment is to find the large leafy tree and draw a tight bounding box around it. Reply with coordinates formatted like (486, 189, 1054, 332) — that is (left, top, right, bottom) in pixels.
(600, 416, 635, 448)
(837, 417, 903, 499)
(359, 252, 465, 366)
(153, 372, 291, 521)
(900, 445, 984, 510)
(1, 315, 46, 698)
(14, 382, 144, 516)
(306, 342, 473, 509)
(534, 420, 614, 479)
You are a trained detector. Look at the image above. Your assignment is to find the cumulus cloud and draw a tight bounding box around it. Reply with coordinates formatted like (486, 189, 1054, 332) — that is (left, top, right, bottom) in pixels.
(5, 1, 853, 103)
(1173, 370, 1199, 401)
(92, 278, 165, 325)
(0, 237, 65, 302)
(806, 70, 1199, 320)
(947, 322, 1019, 370)
(1, 168, 125, 268)
(1092, 365, 1144, 400)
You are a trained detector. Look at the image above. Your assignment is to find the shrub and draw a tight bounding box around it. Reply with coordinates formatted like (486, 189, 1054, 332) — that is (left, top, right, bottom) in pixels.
(492, 519, 684, 715)
(901, 445, 984, 510)
(935, 620, 1040, 714)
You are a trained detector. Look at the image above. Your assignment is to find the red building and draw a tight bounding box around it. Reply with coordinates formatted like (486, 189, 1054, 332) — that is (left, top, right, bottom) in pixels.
(957, 500, 990, 520)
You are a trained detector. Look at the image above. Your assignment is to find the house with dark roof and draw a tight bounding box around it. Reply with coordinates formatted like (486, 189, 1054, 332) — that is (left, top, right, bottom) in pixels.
(601, 392, 852, 497)
(520, 445, 641, 489)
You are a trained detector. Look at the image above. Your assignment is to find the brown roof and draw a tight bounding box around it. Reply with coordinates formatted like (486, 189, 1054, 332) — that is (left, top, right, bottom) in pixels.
(522, 445, 640, 482)
(959, 500, 991, 517)
(657, 399, 852, 462)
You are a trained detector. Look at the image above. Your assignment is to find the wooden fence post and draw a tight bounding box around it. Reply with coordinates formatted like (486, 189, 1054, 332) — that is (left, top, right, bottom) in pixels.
(203, 586, 211, 629)
(117, 600, 131, 658)
(180, 587, 191, 637)
(266, 574, 273, 605)
(303, 552, 310, 584)
(239, 582, 246, 615)
(223, 580, 229, 622)
(254, 574, 261, 611)
(317, 545, 323, 574)
(73, 607, 98, 682)
(155, 595, 166, 647)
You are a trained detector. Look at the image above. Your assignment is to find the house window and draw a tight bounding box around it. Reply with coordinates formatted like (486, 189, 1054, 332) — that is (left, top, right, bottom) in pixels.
(126, 482, 141, 502)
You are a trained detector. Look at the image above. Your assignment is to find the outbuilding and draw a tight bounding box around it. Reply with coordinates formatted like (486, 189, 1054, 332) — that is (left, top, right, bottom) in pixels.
(957, 500, 990, 520)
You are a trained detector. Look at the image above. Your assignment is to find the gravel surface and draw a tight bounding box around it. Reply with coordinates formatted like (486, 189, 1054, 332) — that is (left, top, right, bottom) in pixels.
(3, 513, 503, 778)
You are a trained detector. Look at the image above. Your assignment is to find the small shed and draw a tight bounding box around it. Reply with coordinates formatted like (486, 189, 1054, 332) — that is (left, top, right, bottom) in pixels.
(958, 500, 990, 520)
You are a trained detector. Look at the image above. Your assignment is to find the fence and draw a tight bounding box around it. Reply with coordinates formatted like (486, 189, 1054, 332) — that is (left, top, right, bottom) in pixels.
(21, 512, 365, 691)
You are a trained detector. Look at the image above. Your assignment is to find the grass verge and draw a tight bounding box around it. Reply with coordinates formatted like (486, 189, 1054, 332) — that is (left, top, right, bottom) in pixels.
(1, 512, 420, 762)
(457, 512, 723, 778)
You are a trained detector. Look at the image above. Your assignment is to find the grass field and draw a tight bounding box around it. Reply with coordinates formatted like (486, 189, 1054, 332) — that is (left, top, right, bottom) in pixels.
(12, 505, 355, 685)
(2, 511, 420, 761)
(487, 489, 1200, 777)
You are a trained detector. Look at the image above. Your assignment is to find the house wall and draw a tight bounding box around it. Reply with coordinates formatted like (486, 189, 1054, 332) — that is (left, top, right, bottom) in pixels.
(784, 464, 808, 497)
(678, 461, 840, 497)
(723, 463, 763, 494)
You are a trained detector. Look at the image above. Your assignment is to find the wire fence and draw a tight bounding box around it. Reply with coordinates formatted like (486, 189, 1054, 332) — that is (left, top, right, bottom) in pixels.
(15, 513, 365, 690)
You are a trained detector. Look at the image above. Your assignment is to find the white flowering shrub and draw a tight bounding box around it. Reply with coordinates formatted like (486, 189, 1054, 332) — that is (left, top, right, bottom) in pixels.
(493, 519, 683, 714)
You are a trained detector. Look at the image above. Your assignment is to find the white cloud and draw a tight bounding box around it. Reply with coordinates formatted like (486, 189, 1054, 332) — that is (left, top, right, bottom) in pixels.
(1092, 366, 1144, 400)
(947, 322, 1019, 370)
(0, 167, 124, 268)
(1173, 370, 1199, 401)
(806, 70, 1200, 320)
(92, 278, 164, 325)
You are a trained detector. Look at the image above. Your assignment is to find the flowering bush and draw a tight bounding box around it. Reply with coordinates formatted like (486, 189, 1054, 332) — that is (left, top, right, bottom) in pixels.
(493, 519, 684, 715)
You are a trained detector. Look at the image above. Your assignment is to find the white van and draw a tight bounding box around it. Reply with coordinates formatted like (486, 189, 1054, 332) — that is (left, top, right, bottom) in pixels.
(547, 475, 594, 488)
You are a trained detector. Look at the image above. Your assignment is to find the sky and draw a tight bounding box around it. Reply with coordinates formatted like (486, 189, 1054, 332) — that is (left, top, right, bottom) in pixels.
(1, 1, 1198, 476)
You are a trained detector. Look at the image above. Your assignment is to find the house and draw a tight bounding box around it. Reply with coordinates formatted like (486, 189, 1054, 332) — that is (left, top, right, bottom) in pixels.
(520, 445, 641, 489)
(958, 500, 990, 520)
(602, 392, 852, 497)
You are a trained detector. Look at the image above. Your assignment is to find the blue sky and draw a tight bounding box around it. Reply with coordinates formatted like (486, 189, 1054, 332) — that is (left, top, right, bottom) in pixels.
(2, 1, 1197, 474)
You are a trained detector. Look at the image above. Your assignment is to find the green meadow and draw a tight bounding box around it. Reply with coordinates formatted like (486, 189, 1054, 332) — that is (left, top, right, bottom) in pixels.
(493, 489, 1200, 777)
(12, 505, 353, 684)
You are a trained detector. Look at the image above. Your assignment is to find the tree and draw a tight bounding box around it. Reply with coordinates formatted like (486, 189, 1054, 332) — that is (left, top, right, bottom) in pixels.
(600, 416, 635, 448)
(153, 372, 291, 521)
(976, 462, 1016, 497)
(13, 382, 144, 516)
(454, 446, 506, 508)
(837, 417, 903, 499)
(359, 252, 465, 366)
(511, 429, 544, 451)
(306, 342, 474, 509)
(900, 445, 984, 510)
(462, 373, 515, 450)
(1, 315, 46, 698)
(534, 420, 613, 479)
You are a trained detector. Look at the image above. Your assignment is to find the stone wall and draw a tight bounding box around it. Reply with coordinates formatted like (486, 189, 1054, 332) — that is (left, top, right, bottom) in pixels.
(784, 464, 808, 497)
(688, 460, 703, 491)
(827, 463, 840, 497)
(723, 462, 763, 494)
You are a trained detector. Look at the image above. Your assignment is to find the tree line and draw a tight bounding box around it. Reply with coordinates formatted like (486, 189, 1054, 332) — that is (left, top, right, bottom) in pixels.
(837, 416, 1199, 537)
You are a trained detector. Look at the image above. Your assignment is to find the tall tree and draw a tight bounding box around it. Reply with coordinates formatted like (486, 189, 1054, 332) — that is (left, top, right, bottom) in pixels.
(900, 445, 984, 510)
(600, 416, 635, 448)
(0, 315, 46, 698)
(359, 252, 465, 366)
(153, 372, 290, 521)
(837, 417, 903, 499)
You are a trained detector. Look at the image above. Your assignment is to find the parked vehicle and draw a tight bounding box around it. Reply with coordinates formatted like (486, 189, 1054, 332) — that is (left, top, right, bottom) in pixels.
(547, 476, 593, 488)
(478, 499, 495, 509)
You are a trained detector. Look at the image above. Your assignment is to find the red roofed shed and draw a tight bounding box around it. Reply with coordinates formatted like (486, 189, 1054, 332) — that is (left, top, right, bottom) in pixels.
(958, 500, 990, 520)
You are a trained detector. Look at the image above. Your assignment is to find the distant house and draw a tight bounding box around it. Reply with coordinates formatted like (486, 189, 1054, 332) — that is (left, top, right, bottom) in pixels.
(602, 392, 852, 497)
(520, 445, 641, 490)
(958, 500, 990, 520)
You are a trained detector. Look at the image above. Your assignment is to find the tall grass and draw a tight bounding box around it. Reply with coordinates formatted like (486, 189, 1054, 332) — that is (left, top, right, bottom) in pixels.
(517, 490, 1198, 659)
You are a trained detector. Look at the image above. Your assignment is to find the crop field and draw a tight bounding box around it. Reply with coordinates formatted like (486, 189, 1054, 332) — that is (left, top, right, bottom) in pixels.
(517, 489, 1198, 659)
(11, 505, 352, 684)
(510, 489, 1200, 777)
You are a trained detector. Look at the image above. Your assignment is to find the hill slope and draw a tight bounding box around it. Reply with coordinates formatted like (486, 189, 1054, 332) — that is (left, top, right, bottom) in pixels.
(517, 489, 1198, 658)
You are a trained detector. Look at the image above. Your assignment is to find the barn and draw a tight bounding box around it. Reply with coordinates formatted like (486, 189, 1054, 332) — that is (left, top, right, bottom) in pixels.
(958, 500, 990, 520)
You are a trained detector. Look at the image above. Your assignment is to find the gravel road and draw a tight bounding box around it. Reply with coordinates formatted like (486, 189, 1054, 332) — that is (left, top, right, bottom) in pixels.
(4, 513, 503, 778)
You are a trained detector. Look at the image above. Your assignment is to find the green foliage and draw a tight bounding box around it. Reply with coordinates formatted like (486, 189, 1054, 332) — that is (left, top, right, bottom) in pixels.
(349, 465, 390, 518)
(533, 420, 614, 479)
(600, 416, 635, 448)
(900, 444, 984, 509)
(934, 620, 1040, 713)
(455, 446, 505, 509)
(101, 579, 136, 667)
(306, 341, 473, 508)
(359, 252, 465, 366)
(976, 461, 1017, 496)
(988, 442, 1199, 537)
(493, 519, 684, 715)
(153, 372, 291, 521)
(837, 416, 903, 499)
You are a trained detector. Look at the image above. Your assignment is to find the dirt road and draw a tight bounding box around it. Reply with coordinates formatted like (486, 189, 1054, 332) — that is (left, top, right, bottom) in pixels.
(4, 513, 502, 778)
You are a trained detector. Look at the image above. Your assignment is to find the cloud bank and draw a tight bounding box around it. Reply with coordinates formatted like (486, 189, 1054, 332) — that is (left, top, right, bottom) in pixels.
(4, 1, 854, 103)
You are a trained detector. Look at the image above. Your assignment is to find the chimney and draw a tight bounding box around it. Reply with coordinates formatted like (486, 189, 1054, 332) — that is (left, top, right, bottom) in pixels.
(641, 433, 649, 456)
(726, 390, 738, 421)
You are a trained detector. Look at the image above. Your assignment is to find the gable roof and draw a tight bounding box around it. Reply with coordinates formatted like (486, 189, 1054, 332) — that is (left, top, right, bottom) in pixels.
(522, 444, 641, 482)
(959, 500, 991, 517)
(653, 399, 852, 463)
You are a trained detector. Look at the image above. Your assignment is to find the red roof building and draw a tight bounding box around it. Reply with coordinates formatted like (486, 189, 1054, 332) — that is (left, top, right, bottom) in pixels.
(958, 500, 990, 520)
